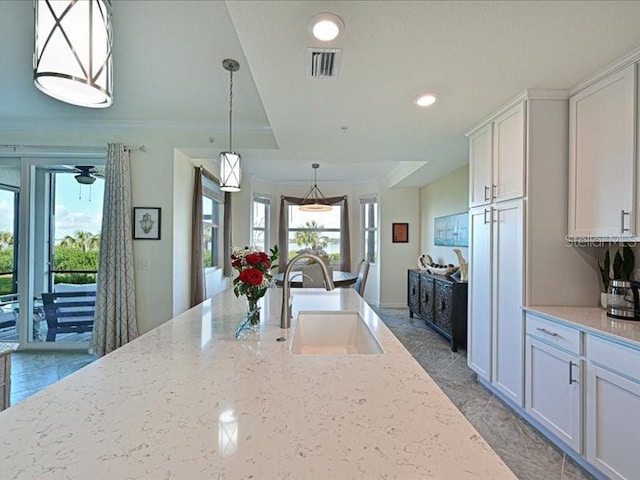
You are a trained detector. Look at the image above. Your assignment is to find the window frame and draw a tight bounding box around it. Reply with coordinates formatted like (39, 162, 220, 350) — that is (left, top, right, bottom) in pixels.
(360, 196, 378, 265)
(202, 175, 224, 270)
(0, 183, 19, 295)
(252, 194, 271, 252)
(287, 204, 343, 265)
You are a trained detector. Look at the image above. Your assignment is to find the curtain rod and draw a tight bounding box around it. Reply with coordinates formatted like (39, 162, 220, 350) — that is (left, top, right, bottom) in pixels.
(0, 143, 147, 153)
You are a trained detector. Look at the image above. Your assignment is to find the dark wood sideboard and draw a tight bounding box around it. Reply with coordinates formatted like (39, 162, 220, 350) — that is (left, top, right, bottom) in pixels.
(407, 269, 468, 352)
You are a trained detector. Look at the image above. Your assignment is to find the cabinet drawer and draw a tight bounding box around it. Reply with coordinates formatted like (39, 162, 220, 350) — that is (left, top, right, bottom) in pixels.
(587, 334, 640, 381)
(525, 313, 581, 355)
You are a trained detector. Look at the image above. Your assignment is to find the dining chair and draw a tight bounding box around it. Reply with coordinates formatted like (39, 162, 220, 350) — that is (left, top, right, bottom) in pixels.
(301, 264, 327, 288)
(353, 259, 370, 296)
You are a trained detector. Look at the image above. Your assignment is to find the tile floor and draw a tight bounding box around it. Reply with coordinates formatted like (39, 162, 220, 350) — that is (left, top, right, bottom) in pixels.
(375, 307, 595, 480)
(7, 308, 596, 479)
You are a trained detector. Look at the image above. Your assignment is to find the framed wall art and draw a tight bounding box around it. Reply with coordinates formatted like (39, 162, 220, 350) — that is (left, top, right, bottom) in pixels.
(434, 212, 468, 247)
(392, 222, 409, 243)
(133, 207, 161, 240)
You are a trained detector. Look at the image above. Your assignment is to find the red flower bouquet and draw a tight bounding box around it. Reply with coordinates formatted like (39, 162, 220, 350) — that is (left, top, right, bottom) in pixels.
(231, 245, 279, 334)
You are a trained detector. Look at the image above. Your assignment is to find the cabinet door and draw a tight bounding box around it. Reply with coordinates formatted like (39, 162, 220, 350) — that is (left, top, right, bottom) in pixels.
(408, 271, 420, 315)
(419, 274, 435, 324)
(468, 206, 492, 379)
(469, 123, 493, 207)
(492, 200, 524, 406)
(586, 364, 640, 480)
(434, 281, 453, 334)
(493, 102, 525, 203)
(569, 63, 636, 237)
(525, 337, 582, 452)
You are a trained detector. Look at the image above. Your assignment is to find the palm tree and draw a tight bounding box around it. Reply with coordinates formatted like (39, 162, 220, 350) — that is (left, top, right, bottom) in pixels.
(60, 231, 100, 252)
(294, 221, 326, 249)
(0, 231, 13, 251)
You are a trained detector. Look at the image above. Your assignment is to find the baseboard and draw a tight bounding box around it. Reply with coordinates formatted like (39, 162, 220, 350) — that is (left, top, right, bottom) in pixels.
(476, 377, 606, 480)
(378, 303, 409, 309)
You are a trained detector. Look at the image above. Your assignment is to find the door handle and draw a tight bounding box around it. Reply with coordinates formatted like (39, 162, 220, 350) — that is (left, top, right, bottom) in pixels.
(484, 185, 490, 201)
(621, 210, 631, 234)
(492, 184, 497, 200)
(483, 208, 491, 225)
(569, 361, 579, 385)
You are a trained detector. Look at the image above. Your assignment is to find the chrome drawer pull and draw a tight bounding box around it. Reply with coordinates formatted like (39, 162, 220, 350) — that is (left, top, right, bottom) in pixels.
(536, 327, 560, 338)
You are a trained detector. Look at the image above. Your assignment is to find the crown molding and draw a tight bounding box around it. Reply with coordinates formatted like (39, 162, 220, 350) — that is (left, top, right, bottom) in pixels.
(465, 88, 569, 137)
(570, 45, 640, 96)
(0, 118, 273, 135)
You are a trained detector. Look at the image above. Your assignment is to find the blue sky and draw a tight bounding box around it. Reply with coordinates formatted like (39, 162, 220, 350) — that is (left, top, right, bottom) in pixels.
(0, 174, 104, 240)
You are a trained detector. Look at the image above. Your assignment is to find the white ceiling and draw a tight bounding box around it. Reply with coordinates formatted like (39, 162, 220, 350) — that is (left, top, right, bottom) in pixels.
(2, 1, 640, 187)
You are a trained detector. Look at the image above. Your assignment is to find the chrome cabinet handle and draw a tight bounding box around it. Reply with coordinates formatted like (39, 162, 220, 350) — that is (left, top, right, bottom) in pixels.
(483, 208, 491, 225)
(621, 210, 631, 233)
(492, 184, 497, 199)
(569, 361, 579, 385)
(536, 327, 560, 338)
(484, 185, 490, 201)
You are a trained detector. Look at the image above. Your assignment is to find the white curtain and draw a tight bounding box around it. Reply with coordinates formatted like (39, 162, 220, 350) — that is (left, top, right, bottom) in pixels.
(91, 143, 138, 356)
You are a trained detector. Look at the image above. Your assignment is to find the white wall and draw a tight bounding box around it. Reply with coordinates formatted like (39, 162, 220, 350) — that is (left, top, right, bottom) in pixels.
(379, 186, 420, 307)
(419, 165, 469, 266)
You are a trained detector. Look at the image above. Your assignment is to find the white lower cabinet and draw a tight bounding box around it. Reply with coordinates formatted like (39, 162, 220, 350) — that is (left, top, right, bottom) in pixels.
(586, 335, 640, 480)
(525, 336, 582, 452)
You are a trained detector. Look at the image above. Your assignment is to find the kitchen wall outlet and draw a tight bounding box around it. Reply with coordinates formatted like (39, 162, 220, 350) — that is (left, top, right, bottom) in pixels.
(138, 258, 150, 270)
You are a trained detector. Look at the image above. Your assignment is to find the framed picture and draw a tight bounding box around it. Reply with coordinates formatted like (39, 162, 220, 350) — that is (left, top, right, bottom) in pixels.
(392, 222, 409, 243)
(133, 207, 161, 240)
(434, 212, 468, 247)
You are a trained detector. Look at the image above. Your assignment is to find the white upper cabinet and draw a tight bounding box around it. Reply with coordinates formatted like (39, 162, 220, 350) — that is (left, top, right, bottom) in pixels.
(469, 102, 526, 208)
(569, 63, 636, 238)
(493, 102, 526, 203)
(469, 124, 493, 207)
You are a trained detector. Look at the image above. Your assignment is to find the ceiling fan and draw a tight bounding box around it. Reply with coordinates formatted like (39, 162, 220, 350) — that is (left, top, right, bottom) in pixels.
(45, 165, 105, 184)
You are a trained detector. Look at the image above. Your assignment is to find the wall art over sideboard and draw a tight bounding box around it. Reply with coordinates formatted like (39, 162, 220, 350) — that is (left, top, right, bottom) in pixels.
(434, 212, 468, 247)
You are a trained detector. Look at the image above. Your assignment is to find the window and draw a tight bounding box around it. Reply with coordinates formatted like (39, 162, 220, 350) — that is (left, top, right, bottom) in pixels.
(0, 185, 18, 295)
(360, 196, 378, 264)
(50, 171, 104, 289)
(288, 205, 342, 263)
(202, 176, 224, 268)
(252, 195, 270, 251)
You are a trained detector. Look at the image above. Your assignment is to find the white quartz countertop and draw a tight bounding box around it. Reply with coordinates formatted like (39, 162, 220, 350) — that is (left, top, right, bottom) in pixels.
(524, 306, 640, 348)
(0, 288, 514, 479)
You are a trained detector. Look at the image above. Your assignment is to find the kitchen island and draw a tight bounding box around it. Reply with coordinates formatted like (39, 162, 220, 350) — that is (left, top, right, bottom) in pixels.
(0, 288, 514, 479)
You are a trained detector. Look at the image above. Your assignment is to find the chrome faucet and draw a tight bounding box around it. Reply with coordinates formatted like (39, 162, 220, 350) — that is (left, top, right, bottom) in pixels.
(280, 252, 335, 329)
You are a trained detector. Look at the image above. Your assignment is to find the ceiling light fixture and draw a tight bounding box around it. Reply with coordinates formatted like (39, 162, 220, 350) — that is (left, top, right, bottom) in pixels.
(220, 58, 241, 192)
(308, 13, 344, 41)
(414, 93, 438, 107)
(299, 163, 332, 212)
(33, 0, 113, 108)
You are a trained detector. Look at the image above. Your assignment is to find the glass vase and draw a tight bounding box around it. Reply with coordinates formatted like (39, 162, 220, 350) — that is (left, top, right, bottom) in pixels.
(235, 298, 261, 339)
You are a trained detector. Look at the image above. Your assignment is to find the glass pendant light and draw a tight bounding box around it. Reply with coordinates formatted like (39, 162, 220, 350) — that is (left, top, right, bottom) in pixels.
(220, 59, 241, 192)
(33, 0, 113, 108)
(300, 163, 332, 212)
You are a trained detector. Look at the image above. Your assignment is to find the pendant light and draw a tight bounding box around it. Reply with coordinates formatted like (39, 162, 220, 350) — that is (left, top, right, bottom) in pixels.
(33, 0, 113, 108)
(299, 163, 332, 212)
(220, 58, 241, 192)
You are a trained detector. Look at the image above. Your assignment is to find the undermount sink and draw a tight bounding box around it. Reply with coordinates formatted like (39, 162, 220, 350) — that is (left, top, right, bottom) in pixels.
(290, 311, 384, 355)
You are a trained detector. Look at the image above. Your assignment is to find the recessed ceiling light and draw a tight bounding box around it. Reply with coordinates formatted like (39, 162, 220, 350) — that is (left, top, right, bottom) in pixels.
(309, 13, 344, 41)
(414, 93, 438, 107)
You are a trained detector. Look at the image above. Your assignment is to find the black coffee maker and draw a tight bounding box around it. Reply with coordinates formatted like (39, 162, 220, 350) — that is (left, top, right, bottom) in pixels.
(607, 280, 640, 320)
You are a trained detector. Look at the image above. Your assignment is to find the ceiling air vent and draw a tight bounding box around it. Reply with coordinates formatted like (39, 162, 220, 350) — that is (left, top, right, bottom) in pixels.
(307, 48, 342, 79)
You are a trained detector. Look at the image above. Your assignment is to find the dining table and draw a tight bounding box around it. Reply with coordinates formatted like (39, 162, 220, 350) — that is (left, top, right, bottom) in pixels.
(274, 270, 358, 288)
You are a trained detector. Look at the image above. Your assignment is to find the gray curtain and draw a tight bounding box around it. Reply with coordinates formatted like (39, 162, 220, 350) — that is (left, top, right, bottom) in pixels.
(91, 143, 138, 357)
(190, 167, 205, 307)
(223, 192, 232, 277)
(278, 195, 351, 272)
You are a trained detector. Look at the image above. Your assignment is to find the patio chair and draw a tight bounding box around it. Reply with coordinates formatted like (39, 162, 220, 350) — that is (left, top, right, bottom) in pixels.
(41, 290, 96, 342)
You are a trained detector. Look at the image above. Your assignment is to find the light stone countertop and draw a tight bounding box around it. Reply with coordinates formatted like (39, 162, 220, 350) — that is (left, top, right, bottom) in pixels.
(0, 288, 515, 479)
(524, 306, 640, 348)
(0, 342, 18, 355)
